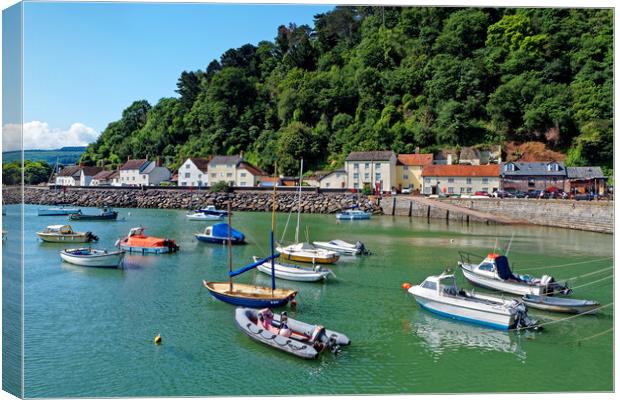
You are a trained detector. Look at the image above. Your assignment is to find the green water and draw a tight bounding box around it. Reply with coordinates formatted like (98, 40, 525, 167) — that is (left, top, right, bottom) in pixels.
(5, 204, 613, 396)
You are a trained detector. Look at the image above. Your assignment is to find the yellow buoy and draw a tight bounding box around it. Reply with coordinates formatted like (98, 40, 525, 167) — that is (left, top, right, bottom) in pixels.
(154, 334, 162, 345)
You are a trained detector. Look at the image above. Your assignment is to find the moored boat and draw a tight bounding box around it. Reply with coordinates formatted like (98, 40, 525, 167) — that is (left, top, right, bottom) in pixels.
(235, 308, 350, 359)
(458, 252, 571, 296)
(277, 242, 340, 264)
(60, 248, 125, 268)
(186, 210, 225, 221)
(195, 223, 245, 244)
(407, 271, 540, 330)
(254, 256, 332, 282)
(37, 225, 98, 243)
(38, 205, 81, 216)
(117, 227, 179, 254)
(335, 209, 371, 220)
(522, 294, 600, 314)
(203, 281, 297, 307)
(69, 207, 118, 221)
(197, 205, 228, 216)
(312, 239, 369, 256)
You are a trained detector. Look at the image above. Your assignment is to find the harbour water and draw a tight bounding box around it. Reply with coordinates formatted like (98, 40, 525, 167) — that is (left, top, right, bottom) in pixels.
(4, 204, 613, 396)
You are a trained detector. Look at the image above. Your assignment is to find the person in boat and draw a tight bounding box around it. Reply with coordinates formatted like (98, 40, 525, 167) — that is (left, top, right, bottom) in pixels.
(257, 309, 278, 334)
(278, 312, 292, 338)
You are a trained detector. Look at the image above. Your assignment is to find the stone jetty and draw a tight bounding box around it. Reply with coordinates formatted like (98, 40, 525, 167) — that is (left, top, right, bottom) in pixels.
(3, 187, 381, 214)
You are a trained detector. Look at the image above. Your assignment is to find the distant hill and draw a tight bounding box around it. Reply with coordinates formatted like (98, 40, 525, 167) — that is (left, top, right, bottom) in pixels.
(2, 147, 87, 165)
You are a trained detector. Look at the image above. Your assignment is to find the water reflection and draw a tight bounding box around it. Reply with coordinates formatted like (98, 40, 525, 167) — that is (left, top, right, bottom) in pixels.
(411, 312, 527, 360)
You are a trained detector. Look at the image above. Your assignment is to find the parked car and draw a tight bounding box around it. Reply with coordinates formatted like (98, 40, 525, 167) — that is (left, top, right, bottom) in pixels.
(492, 190, 514, 198)
(401, 186, 413, 194)
(526, 189, 548, 199)
(513, 190, 528, 198)
(474, 191, 490, 197)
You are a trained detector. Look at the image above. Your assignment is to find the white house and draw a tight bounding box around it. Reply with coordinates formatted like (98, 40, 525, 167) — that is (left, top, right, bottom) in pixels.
(79, 167, 103, 187)
(421, 164, 501, 195)
(55, 166, 82, 186)
(178, 158, 210, 187)
(90, 170, 117, 186)
(207, 155, 264, 187)
(318, 169, 347, 189)
(119, 159, 171, 186)
(344, 151, 397, 192)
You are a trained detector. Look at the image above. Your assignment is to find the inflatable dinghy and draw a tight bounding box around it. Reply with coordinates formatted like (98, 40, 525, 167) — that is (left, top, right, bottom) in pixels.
(235, 308, 350, 359)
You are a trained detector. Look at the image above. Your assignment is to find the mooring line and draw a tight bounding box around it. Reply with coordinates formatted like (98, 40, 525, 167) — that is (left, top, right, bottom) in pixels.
(569, 274, 613, 290)
(566, 327, 614, 344)
(561, 266, 614, 282)
(522, 257, 613, 272)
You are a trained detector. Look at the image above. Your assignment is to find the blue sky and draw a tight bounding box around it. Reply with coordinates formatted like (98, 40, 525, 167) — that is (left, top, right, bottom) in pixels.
(16, 2, 334, 149)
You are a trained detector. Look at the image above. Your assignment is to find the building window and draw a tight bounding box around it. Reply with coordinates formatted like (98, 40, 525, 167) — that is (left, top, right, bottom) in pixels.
(354, 163, 359, 169)
(132, 177, 135, 181)
(325, 182, 331, 188)
(240, 172, 246, 177)
(506, 163, 515, 172)
(365, 162, 370, 169)
(181, 182, 186, 186)
(482, 187, 489, 192)
(466, 178, 472, 184)
(424, 177, 430, 183)
(240, 182, 246, 186)
(354, 183, 359, 189)
(375, 163, 381, 169)
(198, 174, 202, 178)
(185, 173, 190, 178)
(364, 173, 370, 180)
(403, 175, 409, 180)
(448, 178, 454, 183)
(185, 164, 190, 169)
(375, 173, 381, 181)
(460, 187, 465, 193)
(448, 187, 454, 193)
(547, 163, 559, 172)
(353, 173, 359, 179)
(226, 172, 233, 178)
(403, 166, 409, 170)
(528, 178, 535, 188)
(482, 178, 489, 184)
(466, 187, 472, 193)
(211, 173, 216, 178)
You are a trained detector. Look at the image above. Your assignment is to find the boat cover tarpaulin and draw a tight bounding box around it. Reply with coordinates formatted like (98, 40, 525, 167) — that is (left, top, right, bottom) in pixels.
(495, 256, 514, 280)
(212, 223, 245, 241)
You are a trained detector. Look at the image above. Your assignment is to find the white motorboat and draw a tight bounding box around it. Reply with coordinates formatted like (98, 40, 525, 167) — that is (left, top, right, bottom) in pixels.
(37, 225, 98, 243)
(458, 252, 571, 296)
(253, 256, 332, 282)
(335, 209, 371, 220)
(60, 248, 125, 268)
(186, 210, 224, 221)
(38, 205, 81, 216)
(407, 271, 540, 330)
(312, 239, 369, 256)
(276, 242, 340, 264)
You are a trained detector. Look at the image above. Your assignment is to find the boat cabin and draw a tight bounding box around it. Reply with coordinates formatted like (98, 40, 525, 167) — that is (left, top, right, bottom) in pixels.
(420, 273, 459, 296)
(474, 253, 514, 280)
(43, 225, 76, 234)
(128, 227, 146, 237)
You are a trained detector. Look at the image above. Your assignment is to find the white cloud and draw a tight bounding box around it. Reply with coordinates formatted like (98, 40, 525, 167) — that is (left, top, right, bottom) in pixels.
(2, 121, 99, 152)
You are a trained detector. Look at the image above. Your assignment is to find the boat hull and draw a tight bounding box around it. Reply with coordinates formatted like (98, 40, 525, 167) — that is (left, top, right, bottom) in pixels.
(119, 244, 173, 254)
(460, 263, 545, 296)
(256, 260, 330, 282)
(409, 289, 515, 330)
(69, 213, 118, 221)
(312, 241, 360, 256)
(38, 208, 81, 216)
(187, 214, 224, 221)
(278, 250, 339, 264)
(37, 233, 94, 243)
(195, 234, 244, 244)
(203, 281, 296, 307)
(522, 294, 600, 314)
(60, 250, 125, 267)
(335, 213, 371, 220)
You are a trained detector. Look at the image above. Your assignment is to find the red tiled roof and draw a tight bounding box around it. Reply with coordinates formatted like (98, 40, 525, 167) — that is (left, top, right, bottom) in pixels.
(81, 166, 103, 176)
(422, 164, 500, 177)
(120, 159, 149, 171)
(58, 165, 82, 177)
(92, 170, 115, 180)
(189, 158, 210, 172)
(397, 154, 433, 166)
(238, 161, 265, 176)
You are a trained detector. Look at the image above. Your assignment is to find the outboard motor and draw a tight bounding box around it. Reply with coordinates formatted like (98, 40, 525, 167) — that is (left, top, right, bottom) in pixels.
(86, 232, 99, 242)
(514, 303, 542, 331)
(164, 239, 179, 252)
(355, 241, 371, 256)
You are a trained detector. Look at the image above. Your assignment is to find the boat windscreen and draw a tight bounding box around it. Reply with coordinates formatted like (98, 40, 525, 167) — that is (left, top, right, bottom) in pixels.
(495, 256, 513, 280)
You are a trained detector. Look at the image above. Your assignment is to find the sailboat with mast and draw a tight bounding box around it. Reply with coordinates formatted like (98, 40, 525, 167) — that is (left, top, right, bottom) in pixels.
(202, 167, 298, 307)
(276, 159, 339, 264)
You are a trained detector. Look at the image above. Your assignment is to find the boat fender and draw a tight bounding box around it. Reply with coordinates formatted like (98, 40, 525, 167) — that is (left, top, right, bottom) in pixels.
(154, 334, 162, 345)
(290, 300, 297, 310)
(402, 282, 412, 290)
(541, 275, 552, 285)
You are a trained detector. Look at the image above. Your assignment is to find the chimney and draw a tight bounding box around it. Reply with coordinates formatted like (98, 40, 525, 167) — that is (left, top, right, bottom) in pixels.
(127, 155, 130, 162)
(156, 156, 160, 167)
(447, 154, 453, 165)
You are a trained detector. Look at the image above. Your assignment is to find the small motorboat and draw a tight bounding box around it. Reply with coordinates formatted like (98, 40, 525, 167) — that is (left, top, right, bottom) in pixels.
(335, 209, 371, 220)
(69, 207, 118, 221)
(37, 225, 98, 243)
(458, 252, 571, 296)
(407, 271, 540, 330)
(203, 281, 297, 308)
(38, 205, 81, 216)
(60, 248, 125, 268)
(312, 239, 370, 256)
(197, 205, 229, 216)
(117, 227, 179, 254)
(195, 223, 245, 244)
(186, 210, 225, 221)
(522, 294, 600, 314)
(276, 242, 339, 264)
(254, 256, 332, 282)
(235, 308, 350, 359)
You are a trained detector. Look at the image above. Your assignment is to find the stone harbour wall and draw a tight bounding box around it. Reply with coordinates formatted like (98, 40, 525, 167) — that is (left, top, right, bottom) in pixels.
(2, 186, 382, 214)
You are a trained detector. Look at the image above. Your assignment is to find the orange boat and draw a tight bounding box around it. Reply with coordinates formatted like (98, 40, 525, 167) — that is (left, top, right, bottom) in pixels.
(118, 227, 179, 254)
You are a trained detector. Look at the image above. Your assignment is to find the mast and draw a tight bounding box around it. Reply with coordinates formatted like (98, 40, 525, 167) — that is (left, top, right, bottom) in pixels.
(228, 202, 233, 292)
(270, 163, 277, 291)
(295, 158, 304, 243)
